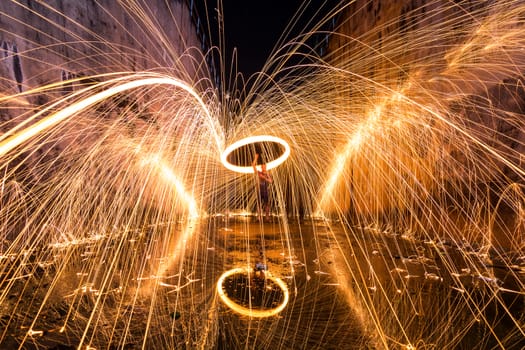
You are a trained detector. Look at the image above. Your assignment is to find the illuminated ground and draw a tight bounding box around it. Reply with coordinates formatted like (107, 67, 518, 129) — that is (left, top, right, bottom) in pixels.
(1, 214, 523, 349)
(0, 1, 525, 349)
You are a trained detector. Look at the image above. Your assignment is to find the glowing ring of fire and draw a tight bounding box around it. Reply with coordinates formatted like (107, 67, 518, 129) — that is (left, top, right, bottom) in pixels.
(220, 135, 290, 173)
(216, 267, 289, 318)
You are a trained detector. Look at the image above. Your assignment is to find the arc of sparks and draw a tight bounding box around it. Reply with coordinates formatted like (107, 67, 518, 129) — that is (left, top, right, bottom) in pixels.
(140, 153, 200, 218)
(0, 74, 224, 158)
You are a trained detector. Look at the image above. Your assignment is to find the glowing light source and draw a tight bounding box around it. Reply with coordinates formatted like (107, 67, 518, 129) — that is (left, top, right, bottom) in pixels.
(216, 267, 289, 318)
(220, 135, 290, 173)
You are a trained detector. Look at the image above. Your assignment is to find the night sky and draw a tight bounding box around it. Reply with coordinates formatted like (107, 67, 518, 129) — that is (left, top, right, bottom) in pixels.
(219, 1, 304, 78)
(196, 1, 338, 81)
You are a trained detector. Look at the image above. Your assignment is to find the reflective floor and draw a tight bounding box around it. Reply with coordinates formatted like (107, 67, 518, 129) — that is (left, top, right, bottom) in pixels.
(2, 215, 523, 349)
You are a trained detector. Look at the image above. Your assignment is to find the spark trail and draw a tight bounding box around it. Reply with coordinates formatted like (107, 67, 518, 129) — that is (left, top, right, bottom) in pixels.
(0, 0, 524, 349)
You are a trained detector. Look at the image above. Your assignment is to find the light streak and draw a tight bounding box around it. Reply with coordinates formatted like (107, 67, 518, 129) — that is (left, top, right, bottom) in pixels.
(140, 154, 199, 218)
(216, 267, 289, 318)
(0, 74, 224, 158)
(0, 0, 524, 349)
(220, 135, 291, 173)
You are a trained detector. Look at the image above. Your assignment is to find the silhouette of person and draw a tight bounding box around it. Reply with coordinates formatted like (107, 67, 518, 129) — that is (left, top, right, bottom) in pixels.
(252, 153, 272, 221)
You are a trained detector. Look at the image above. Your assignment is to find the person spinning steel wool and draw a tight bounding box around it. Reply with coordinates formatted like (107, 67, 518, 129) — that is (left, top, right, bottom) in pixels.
(252, 153, 273, 222)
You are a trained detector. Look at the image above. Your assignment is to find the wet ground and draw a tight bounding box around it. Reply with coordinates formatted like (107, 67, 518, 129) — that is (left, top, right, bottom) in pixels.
(1, 216, 524, 349)
(212, 215, 525, 349)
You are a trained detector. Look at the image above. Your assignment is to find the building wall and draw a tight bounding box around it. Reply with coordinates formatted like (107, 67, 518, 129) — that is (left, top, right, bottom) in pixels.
(0, 0, 214, 182)
(0, 0, 209, 95)
(323, 0, 525, 215)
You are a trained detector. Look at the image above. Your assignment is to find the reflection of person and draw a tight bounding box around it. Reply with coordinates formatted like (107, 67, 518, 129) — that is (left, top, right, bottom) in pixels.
(252, 153, 272, 221)
(254, 262, 267, 280)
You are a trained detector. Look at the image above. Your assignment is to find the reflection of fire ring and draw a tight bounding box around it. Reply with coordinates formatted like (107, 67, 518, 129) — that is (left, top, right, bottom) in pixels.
(216, 267, 289, 317)
(221, 135, 290, 173)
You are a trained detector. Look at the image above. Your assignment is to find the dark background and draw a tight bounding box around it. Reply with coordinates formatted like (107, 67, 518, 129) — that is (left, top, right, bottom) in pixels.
(195, 1, 340, 83)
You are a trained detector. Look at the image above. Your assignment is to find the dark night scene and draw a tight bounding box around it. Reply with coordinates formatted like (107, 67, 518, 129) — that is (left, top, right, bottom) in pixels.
(0, 1, 524, 349)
